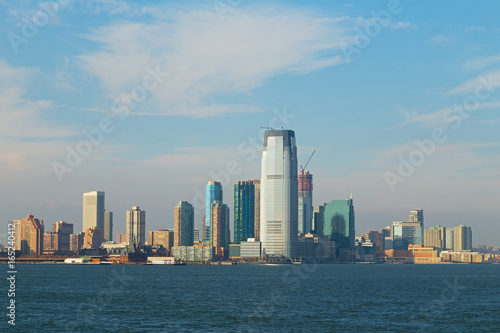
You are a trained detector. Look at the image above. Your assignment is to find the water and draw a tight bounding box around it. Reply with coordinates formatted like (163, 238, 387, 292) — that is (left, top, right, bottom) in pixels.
(6, 264, 500, 332)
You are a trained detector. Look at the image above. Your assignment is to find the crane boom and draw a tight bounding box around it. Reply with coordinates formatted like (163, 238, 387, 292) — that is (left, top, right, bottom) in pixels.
(301, 150, 316, 171)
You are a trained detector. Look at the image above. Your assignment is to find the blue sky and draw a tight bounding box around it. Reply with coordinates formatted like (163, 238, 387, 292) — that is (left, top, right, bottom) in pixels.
(1, 0, 499, 246)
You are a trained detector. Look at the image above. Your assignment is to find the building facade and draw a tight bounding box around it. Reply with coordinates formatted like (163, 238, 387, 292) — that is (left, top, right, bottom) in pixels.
(70, 233, 84, 251)
(148, 229, 175, 251)
(298, 170, 313, 234)
(211, 202, 230, 257)
(260, 129, 299, 258)
(82, 191, 105, 233)
(83, 227, 104, 249)
(317, 197, 356, 249)
(205, 181, 223, 242)
(103, 210, 113, 242)
(409, 209, 424, 223)
(174, 201, 194, 247)
(234, 181, 255, 244)
(392, 221, 423, 250)
(126, 206, 146, 246)
(423, 225, 446, 249)
(248, 179, 261, 240)
(116, 233, 126, 244)
(14, 215, 44, 256)
(453, 225, 472, 252)
(52, 221, 73, 250)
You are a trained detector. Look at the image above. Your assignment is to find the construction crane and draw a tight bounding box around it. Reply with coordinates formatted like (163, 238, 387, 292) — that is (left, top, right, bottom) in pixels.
(300, 149, 316, 172)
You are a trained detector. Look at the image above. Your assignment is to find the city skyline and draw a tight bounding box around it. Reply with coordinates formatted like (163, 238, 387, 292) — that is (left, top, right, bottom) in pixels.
(1, 1, 500, 247)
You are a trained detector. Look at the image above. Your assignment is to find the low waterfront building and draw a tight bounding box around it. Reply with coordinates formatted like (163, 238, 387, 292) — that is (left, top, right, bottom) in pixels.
(172, 246, 215, 262)
(408, 244, 441, 264)
(240, 238, 261, 259)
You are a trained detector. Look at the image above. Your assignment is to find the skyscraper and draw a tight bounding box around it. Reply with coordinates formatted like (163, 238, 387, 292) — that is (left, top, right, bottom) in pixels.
(193, 227, 200, 242)
(174, 201, 194, 246)
(103, 210, 113, 242)
(298, 170, 313, 234)
(409, 209, 424, 223)
(14, 215, 44, 255)
(316, 196, 356, 249)
(82, 191, 105, 233)
(205, 181, 223, 242)
(453, 225, 472, 252)
(211, 202, 230, 258)
(83, 227, 104, 249)
(234, 181, 255, 244)
(52, 221, 73, 250)
(126, 206, 146, 246)
(424, 225, 445, 249)
(445, 228, 454, 250)
(248, 179, 261, 240)
(260, 129, 299, 258)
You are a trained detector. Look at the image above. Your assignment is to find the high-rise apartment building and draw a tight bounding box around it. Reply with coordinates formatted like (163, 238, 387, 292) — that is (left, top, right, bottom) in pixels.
(43, 232, 59, 252)
(248, 179, 261, 240)
(234, 181, 255, 244)
(298, 170, 313, 234)
(445, 228, 454, 250)
(205, 181, 223, 242)
(14, 215, 44, 256)
(424, 225, 446, 249)
(82, 191, 105, 233)
(453, 225, 472, 252)
(70, 232, 84, 251)
(211, 202, 230, 257)
(315, 196, 356, 249)
(126, 206, 146, 246)
(174, 201, 194, 247)
(103, 210, 113, 242)
(83, 227, 104, 249)
(52, 221, 73, 250)
(260, 129, 299, 258)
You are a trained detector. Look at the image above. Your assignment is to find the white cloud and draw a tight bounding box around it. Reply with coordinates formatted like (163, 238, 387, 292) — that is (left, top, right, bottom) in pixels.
(464, 54, 500, 70)
(447, 68, 500, 95)
(77, 4, 354, 117)
(390, 21, 418, 30)
(0, 60, 76, 140)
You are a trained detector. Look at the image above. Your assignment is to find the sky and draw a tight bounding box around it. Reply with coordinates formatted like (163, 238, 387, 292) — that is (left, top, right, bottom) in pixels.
(1, 0, 499, 246)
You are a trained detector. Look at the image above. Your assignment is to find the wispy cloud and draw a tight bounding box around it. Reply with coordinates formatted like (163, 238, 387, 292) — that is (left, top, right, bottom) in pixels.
(464, 54, 500, 71)
(391, 21, 418, 30)
(0, 60, 76, 140)
(77, 4, 355, 117)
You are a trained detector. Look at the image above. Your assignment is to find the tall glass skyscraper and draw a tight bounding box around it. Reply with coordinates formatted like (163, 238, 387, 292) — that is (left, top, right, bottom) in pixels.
(318, 197, 355, 249)
(260, 129, 298, 258)
(205, 181, 223, 242)
(82, 191, 105, 233)
(234, 181, 255, 244)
